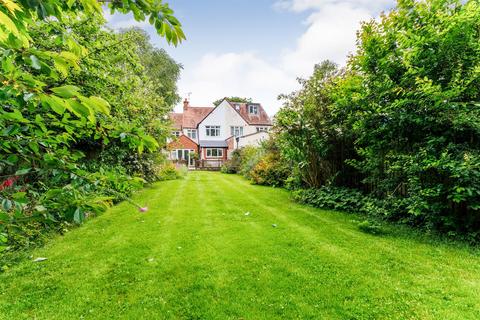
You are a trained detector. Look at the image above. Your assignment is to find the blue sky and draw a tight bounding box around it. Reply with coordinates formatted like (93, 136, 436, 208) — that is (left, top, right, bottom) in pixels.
(106, 0, 395, 114)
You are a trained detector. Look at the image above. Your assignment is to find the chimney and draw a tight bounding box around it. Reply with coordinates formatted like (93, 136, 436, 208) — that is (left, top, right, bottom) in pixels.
(183, 98, 189, 111)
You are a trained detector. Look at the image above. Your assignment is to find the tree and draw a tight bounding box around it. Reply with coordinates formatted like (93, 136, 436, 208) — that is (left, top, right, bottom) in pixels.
(276, 61, 361, 188)
(120, 28, 182, 107)
(213, 97, 253, 106)
(0, 0, 184, 250)
(275, 0, 480, 236)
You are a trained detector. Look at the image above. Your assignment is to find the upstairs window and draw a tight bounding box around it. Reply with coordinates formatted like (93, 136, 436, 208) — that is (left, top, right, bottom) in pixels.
(206, 126, 220, 137)
(248, 105, 258, 115)
(230, 126, 244, 137)
(172, 131, 181, 137)
(256, 127, 269, 132)
(186, 129, 197, 139)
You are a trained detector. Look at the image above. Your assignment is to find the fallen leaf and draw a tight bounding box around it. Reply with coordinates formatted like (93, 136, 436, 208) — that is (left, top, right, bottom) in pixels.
(33, 257, 47, 262)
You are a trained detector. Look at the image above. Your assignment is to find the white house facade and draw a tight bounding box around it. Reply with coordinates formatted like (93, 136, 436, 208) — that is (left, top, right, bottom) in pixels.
(167, 98, 272, 168)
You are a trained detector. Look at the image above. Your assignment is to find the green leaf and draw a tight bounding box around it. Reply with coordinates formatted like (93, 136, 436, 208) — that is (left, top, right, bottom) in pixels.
(12, 192, 26, 200)
(34, 114, 48, 132)
(83, 96, 110, 115)
(67, 99, 93, 121)
(1, 109, 28, 123)
(29, 141, 40, 154)
(6, 155, 18, 165)
(53, 56, 69, 77)
(73, 207, 83, 224)
(30, 55, 41, 70)
(41, 95, 66, 115)
(51, 85, 80, 98)
(15, 168, 31, 175)
(0, 10, 19, 36)
(2, 199, 12, 211)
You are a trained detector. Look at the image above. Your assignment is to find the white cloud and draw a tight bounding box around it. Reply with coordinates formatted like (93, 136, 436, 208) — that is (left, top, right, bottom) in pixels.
(178, 1, 395, 114)
(275, 0, 393, 13)
(104, 10, 150, 30)
(281, 3, 373, 76)
(178, 52, 298, 115)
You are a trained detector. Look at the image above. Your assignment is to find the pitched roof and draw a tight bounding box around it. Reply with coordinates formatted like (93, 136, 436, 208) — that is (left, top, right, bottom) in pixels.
(182, 106, 213, 128)
(227, 100, 272, 126)
(169, 100, 214, 129)
(167, 134, 198, 150)
(170, 113, 183, 129)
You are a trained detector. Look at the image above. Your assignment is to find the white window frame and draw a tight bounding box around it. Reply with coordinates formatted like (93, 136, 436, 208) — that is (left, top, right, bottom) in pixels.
(206, 148, 224, 158)
(186, 129, 197, 139)
(174, 149, 194, 161)
(230, 126, 244, 137)
(256, 126, 269, 132)
(206, 125, 220, 137)
(172, 131, 181, 137)
(249, 105, 258, 115)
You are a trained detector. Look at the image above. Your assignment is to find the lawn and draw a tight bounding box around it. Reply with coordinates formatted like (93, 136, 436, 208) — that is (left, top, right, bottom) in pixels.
(1, 172, 480, 319)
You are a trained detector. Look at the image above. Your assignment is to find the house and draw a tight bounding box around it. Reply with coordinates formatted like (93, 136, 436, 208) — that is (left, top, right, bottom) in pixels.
(167, 98, 272, 168)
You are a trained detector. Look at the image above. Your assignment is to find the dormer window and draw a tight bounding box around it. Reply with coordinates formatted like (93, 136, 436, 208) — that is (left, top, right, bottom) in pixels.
(248, 105, 258, 115)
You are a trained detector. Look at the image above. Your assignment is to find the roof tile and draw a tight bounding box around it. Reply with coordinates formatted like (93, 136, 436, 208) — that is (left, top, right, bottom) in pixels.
(228, 101, 272, 125)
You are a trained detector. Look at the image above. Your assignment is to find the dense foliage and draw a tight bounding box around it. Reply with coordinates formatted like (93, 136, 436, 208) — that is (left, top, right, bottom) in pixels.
(222, 140, 289, 187)
(213, 96, 253, 107)
(275, 0, 480, 239)
(0, 0, 183, 256)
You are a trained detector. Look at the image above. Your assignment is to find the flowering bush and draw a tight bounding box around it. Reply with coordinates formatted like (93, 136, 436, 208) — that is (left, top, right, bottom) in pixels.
(250, 153, 289, 187)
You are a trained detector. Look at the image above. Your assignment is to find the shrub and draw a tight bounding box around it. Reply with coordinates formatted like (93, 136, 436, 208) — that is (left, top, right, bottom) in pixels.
(292, 187, 389, 217)
(276, 0, 480, 238)
(357, 221, 386, 236)
(250, 153, 289, 187)
(157, 163, 187, 181)
(239, 146, 265, 179)
(221, 150, 242, 174)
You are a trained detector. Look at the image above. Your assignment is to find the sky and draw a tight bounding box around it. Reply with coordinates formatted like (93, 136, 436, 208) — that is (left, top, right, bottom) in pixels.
(106, 0, 396, 115)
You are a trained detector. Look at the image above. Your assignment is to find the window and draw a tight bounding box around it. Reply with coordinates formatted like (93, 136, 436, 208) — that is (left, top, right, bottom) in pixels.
(234, 103, 240, 110)
(249, 105, 258, 114)
(256, 127, 269, 132)
(172, 131, 181, 137)
(172, 149, 195, 166)
(186, 129, 197, 139)
(176, 149, 193, 160)
(230, 126, 244, 137)
(206, 148, 224, 158)
(206, 125, 220, 137)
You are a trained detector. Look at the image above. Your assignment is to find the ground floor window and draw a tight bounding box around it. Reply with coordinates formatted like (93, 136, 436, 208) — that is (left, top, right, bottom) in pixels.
(206, 148, 224, 158)
(171, 149, 195, 166)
